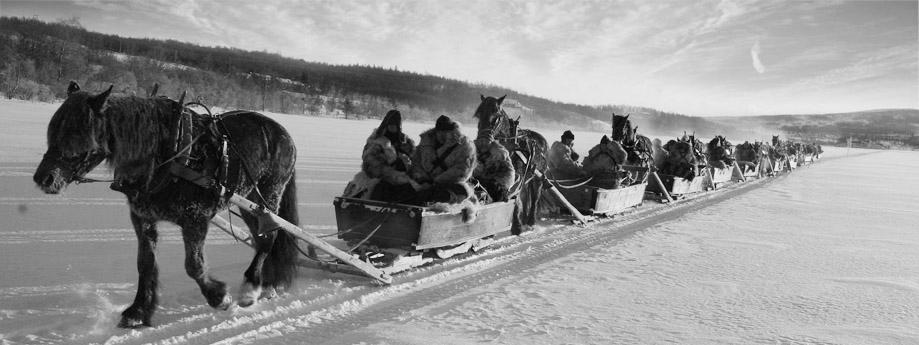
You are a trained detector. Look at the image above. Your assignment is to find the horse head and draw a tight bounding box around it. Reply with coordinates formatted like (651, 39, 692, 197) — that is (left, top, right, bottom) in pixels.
(474, 94, 509, 140)
(611, 113, 633, 143)
(34, 81, 112, 194)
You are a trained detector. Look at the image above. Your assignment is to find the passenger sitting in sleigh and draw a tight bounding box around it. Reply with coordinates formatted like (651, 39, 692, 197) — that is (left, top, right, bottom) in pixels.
(582, 135, 628, 189)
(548, 130, 587, 180)
(344, 109, 420, 202)
(410, 115, 477, 207)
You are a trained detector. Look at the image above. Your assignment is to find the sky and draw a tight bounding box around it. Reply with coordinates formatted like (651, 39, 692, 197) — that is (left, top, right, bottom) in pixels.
(2, 0, 917, 116)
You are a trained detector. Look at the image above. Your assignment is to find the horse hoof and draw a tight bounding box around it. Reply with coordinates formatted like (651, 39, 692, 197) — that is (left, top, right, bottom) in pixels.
(215, 294, 233, 310)
(118, 313, 151, 328)
(118, 317, 148, 329)
(119, 306, 152, 328)
(237, 283, 262, 308)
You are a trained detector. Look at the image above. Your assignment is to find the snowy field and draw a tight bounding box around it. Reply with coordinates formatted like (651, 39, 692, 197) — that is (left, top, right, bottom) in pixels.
(1, 99, 918, 344)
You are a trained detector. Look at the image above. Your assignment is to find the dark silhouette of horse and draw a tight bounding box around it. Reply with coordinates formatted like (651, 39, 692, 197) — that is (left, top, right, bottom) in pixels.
(735, 141, 773, 175)
(473, 95, 547, 232)
(659, 134, 706, 180)
(611, 114, 653, 182)
(32, 82, 300, 328)
(706, 135, 734, 169)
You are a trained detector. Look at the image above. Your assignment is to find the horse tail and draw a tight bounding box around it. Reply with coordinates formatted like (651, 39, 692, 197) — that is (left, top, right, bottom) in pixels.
(264, 170, 300, 288)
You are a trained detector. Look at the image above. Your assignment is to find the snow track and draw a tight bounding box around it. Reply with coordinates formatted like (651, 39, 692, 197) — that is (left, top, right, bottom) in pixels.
(99, 170, 785, 345)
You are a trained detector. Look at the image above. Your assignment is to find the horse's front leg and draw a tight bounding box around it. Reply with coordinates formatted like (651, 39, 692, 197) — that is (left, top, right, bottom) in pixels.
(180, 220, 232, 310)
(119, 212, 159, 328)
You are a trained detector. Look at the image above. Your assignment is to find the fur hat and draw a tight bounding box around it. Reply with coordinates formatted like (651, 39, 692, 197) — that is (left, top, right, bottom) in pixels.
(375, 109, 403, 137)
(435, 115, 459, 131)
(562, 130, 574, 140)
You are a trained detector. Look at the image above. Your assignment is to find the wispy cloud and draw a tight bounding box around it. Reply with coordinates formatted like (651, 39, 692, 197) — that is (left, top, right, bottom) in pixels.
(5, 0, 916, 115)
(751, 40, 766, 74)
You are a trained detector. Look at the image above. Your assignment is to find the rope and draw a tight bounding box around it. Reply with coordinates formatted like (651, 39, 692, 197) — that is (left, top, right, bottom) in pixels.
(550, 176, 594, 189)
(154, 134, 204, 170)
(347, 214, 391, 252)
(73, 176, 114, 184)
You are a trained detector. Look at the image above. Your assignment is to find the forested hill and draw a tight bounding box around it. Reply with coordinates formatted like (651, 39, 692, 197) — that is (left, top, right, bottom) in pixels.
(0, 16, 731, 135)
(712, 109, 919, 148)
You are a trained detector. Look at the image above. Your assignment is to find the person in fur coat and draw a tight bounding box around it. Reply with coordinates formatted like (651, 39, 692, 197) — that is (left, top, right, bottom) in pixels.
(548, 130, 586, 179)
(473, 138, 516, 202)
(344, 110, 419, 201)
(411, 115, 477, 204)
(582, 135, 627, 188)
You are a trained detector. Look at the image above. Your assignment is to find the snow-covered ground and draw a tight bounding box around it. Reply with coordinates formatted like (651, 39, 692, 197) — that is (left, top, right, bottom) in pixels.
(1, 99, 917, 344)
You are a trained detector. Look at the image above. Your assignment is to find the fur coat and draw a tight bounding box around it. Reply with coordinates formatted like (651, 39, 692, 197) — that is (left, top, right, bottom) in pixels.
(473, 140, 515, 201)
(582, 141, 627, 176)
(412, 128, 476, 187)
(548, 141, 585, 179)
(361, 133, 415, 185)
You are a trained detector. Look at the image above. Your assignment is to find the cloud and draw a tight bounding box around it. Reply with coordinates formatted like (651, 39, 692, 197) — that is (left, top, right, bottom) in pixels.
(750, 40, 766, 74)
(17, 0, 912, 116)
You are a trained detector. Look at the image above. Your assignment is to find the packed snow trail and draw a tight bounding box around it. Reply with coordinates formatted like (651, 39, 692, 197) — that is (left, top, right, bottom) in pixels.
(4, 101, 916, 345)
(99, 160, 789, 345)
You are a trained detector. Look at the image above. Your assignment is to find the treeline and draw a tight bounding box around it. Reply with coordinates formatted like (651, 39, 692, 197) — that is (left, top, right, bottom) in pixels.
(0, 16, 729, 133)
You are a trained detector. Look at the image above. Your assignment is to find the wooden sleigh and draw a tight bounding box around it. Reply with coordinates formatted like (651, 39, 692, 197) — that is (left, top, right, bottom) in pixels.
(646, 166, 711, 200)
(556, 180, 648, 217)
(331, 197, 516, 273)
(736, 160, 766, 178)
(786, 155, 798, 171)
(708, 162, 746, 189)
(208, 194, 518, 283)
(800, 154, 814, 166)
(770, 157, 787, 175)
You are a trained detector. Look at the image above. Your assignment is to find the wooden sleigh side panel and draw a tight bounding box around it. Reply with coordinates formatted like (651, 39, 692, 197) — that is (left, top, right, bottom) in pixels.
(334, 197, 515, 250)
(558, 182, 647, 216)
(648, 169, 711, 196)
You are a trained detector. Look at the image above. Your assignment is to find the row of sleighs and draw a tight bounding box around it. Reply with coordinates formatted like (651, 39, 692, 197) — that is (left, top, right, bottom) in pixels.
(39, 84, 831, 328)
(329, 103, 823, 275)
(734, 136, 824, 177)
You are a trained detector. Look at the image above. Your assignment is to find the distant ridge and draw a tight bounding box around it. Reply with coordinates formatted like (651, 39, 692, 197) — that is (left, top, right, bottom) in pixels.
(1, 16, 915, 148)
(0, 16, 730, 134)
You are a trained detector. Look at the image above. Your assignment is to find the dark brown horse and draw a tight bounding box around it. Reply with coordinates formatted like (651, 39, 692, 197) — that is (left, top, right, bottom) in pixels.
(734, 141, 773, 175)
(33, 82, 300, 328)
(473, 95, 547, 232)
(706, 135, 734, 169)
(611, 114, 653, 182)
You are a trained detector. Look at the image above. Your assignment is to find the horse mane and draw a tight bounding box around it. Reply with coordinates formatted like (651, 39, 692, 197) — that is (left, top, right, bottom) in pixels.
(102, 96, 182, 173)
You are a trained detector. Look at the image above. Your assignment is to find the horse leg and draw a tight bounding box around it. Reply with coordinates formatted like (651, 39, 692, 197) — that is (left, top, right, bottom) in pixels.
(180, 220, 232, 310)
(238, 181, 299, 307)
(236, 208, 275, 307)
(510, 196, 524, 235)
(119, 212, 159, 328)
(524, 182, 541, 228)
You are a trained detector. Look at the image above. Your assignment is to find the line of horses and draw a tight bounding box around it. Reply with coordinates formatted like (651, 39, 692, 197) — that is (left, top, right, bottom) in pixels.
(31, 83, 821, 328)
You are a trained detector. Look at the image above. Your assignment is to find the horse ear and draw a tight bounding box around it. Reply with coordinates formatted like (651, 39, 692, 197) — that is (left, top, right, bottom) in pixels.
(624, 114, 629, 120)
(67, 81, 80, 96)
(497, 95, 506, 105)
(177, 90, 187, 105)
(480, 94, 485, 101)
(88, 84, 113, 111)
(515, 115, 520, 122)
